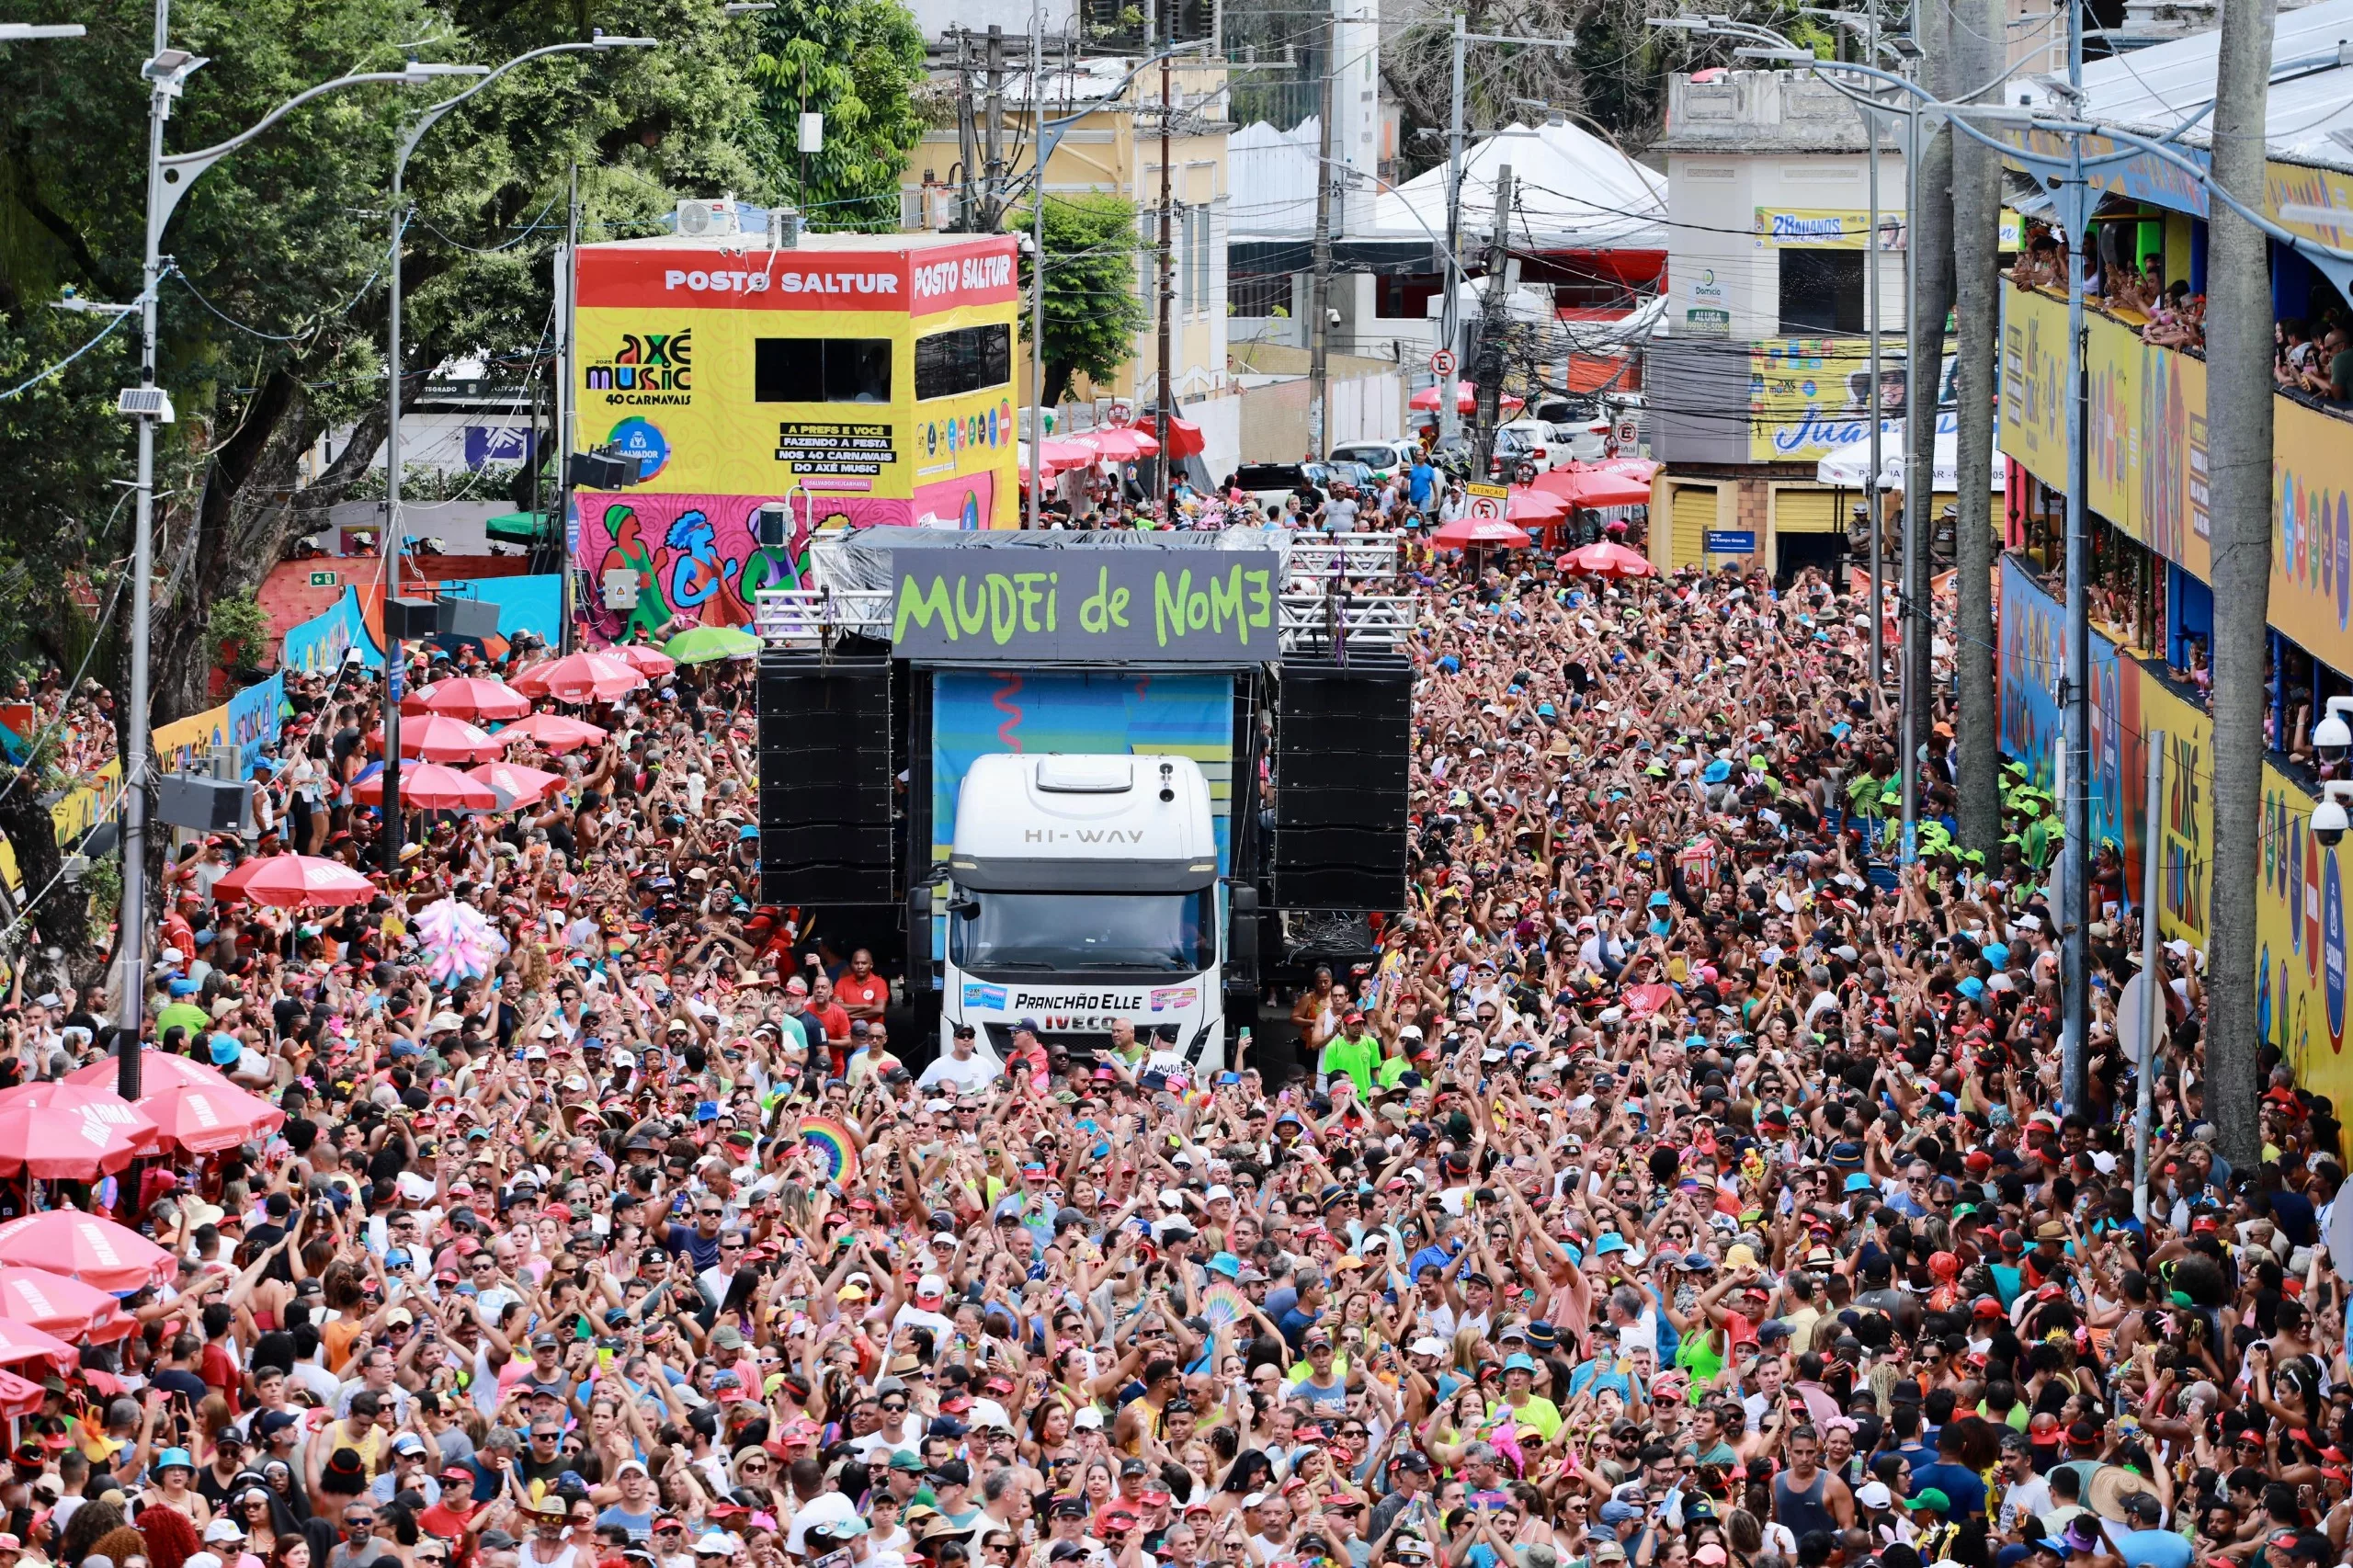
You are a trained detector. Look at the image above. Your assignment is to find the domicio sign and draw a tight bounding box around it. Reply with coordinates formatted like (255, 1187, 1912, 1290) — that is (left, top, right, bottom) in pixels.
(889, 551, 1283, 664)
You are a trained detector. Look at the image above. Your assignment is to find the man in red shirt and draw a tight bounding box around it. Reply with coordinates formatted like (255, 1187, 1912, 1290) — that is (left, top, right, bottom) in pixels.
(835, 949, 892, 1025)
(807, 972, 852, 1077)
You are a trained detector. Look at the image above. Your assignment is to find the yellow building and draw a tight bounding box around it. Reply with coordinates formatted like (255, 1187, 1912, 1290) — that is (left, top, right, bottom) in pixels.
(900, 54, 1232, 410)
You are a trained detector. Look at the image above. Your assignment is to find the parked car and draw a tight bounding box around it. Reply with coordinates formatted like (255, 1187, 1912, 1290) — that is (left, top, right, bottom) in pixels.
(1230, 462, 1326, 516)
(1325, 439, 1421, 483)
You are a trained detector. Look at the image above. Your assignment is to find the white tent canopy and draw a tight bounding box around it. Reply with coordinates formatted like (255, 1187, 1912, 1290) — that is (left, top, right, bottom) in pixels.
(1816, 420, 2007, 492)
(1228, 118, 1666, 251)
(1370, 120, 1665, 252)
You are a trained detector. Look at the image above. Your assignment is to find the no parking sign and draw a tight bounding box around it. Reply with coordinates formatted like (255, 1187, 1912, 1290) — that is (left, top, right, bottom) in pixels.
(1467, 481, 1508, 521)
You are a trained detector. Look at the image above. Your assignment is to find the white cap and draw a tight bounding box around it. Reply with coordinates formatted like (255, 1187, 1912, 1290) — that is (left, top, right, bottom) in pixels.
(1410, 1335, 1447, 1357)
(1072, 1407, 1104, 1430)
(1857, 1482, 1893, 1510)
(1205, 1185, 1233, 1201)
(694, 1533, 736, 1555)
(916, 1273, 946, 1298)
(202, 1520, 244, 1544)
(1157, 1189, 1185, 1210)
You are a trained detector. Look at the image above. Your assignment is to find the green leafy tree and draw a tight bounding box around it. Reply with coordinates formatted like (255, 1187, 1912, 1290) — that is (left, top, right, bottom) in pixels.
(747, 0, 928, 232)
(1018, 193, 1147, 407)
(0, 0, 773, 965)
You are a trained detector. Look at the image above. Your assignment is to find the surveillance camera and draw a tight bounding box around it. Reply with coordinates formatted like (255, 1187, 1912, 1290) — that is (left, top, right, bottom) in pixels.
(2316, 706, 2352, 766)
(2316, 796, 2349, 849)
(1326, 308, 1342, 325)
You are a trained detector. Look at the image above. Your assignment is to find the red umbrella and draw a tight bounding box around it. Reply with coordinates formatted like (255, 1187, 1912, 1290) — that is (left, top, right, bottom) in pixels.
(0, 1369, 45, 1421)
(494, 712, 608, 755)
(1078, 426, 1160, 461)
(0, 1318, 74, 1371)
(210, 854, 376, 908)
(467, 760, 565, 810)
(1158, 417, 1206, 459)
(609, 642, 677, 679)
(0, 1211, 175, 1292)
(1409, 386, 1525, 415)
(351, 762, 498, 812)
(66, 1052, 232, 1095)
(1592, 457, 1661, 483)
(1532, 466, 1654, 509)
(372, 713, 505, 764)
(1506, 488, 1569, 522)
(511, 652, 645, 704)
(421, 677, 531, 723)
(0, 1084, 159, 1179)
(1556, 540, 1658, 579)
(138, 1082, 286, 1156)
(1430, 517, 1531, 551)
(0, 1267, 133, 1341)
(1035, 437, 1095, 472)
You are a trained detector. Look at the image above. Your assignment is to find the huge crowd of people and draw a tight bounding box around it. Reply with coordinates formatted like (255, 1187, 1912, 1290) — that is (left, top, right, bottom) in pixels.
(0, 470, 2342, 1568)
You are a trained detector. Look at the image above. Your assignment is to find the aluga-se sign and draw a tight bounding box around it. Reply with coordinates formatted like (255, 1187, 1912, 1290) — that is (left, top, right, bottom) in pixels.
(889, 552, 1283, 663)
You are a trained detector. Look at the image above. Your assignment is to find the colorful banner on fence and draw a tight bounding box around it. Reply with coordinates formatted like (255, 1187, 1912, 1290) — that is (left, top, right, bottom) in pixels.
(2001, 284, 2353, 665)
(281, 585, 383, 676)
(151, 672, 285, 780)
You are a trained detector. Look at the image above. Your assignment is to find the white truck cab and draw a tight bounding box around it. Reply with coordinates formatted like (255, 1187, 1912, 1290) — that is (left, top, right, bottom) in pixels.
(932, 753, 1234, 1074)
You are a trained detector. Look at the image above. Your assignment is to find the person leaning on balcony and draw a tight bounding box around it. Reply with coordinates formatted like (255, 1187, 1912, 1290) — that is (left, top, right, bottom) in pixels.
(2299, 324, 2350, 400)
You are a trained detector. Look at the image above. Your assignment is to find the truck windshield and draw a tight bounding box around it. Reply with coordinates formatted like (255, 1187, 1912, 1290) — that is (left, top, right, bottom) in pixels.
(952, 889, 1213, 974)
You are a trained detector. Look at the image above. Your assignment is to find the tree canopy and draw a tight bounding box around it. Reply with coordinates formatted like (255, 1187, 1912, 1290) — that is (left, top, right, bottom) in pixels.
(1017, 192, 1148, 408)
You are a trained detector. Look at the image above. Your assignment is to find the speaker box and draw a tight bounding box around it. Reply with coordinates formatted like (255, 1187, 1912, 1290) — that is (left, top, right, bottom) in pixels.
(757, 652, 895, 904)
(568, 450, 634, 491)
(1271, 661, 1409, 911)
(157, 773, 248, 834)
(383, 597, 442, 640)
(440, 597, 502, 642)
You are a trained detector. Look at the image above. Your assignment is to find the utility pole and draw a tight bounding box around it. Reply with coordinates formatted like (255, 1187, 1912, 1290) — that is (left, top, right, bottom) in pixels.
(1949, 0, 2002, 858)
(1156, 6, 1175, 519)
(1899, 0, 1950, 866)
(954, 28, 978, 229)
(1472, 165, 1513, 474)
(1028, 8, 1047, 527)
(1863, 0, 1883, 696)
(2204, 0, 2279, 1169)
(984, 24, 1006, 221)
(556, 163, 580, 655)
(2053, 0, 2093, 1109)
(1438, 12, 1466, 446)
(1307, 0, 1335, 459)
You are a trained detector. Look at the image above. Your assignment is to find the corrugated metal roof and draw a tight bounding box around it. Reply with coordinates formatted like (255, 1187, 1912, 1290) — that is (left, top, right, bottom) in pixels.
(2072, 0, 2353, 174)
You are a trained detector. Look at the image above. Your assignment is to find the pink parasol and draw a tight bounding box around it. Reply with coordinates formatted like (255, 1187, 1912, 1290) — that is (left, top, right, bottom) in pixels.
(1430, 517, 1531, 551)
(210, 854, 375, 908)
(372, 713, 506, 764)
(510, 652, 645, 703)
(67, 1052, 231, 1095)
(493, 712, 609, 754)
(0, 1267, 134, 1341)
(1555, 540, 1658, 579)
(1506, 488, 1569, 522)
(137, 1081, 287, 1156)
(0, 1083, 160, 1179)
(467, 760, 565, 810)
(420, 677, 532, 722)
(608, 643, 677, 679)
(0, 1211, 176, 1292)
(1532, 465, 1654, 509)
(350, 762, 498, 812)
(1078, 426, 1160, 460)
(0, 1318, 74, 1371)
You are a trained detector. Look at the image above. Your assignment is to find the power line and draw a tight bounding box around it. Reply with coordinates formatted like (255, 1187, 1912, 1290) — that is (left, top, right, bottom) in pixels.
(0, 308, 133, 403)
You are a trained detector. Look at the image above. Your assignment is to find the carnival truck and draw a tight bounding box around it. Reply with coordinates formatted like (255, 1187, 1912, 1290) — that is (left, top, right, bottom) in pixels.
(751, 528, 1410, 1075)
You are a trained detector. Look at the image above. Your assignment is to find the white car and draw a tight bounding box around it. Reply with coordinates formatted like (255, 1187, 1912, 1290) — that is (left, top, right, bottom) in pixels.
(1495, 418, 1606, 474)
(1325, 439, 1421, 483)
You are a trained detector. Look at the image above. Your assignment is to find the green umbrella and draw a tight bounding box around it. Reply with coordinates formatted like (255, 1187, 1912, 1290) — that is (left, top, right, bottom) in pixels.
(663, 626, 763, 665)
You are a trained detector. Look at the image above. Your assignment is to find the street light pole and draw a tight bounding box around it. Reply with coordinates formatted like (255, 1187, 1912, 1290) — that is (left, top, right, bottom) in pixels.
(117, 6, 452, 1100)
(380, 35, 653, 878)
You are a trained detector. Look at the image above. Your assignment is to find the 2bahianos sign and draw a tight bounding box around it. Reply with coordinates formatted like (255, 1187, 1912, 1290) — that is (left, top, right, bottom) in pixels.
(571, 233, 1022, 637)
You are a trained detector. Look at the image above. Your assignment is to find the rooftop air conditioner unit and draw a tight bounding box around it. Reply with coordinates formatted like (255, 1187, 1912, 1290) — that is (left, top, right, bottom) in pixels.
(676, 197, 742, 237)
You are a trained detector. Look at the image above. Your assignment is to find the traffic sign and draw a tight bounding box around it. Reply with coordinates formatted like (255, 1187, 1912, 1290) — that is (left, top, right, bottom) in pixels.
(1466, 481, 1507, 521)
(1429, 349, 1457, 377)
(1613, 413, 1641, 450)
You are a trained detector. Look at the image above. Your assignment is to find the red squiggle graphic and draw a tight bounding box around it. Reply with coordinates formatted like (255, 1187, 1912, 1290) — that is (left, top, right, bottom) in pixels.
(992, 675, 1026, 750)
